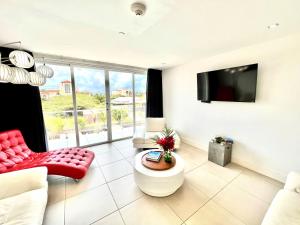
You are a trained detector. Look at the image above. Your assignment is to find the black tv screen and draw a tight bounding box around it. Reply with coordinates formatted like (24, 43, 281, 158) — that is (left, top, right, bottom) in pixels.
(197, 64, 258, 103)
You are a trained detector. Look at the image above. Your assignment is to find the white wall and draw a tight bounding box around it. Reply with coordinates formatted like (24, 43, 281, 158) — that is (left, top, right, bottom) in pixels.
(163, 33, 300, 182)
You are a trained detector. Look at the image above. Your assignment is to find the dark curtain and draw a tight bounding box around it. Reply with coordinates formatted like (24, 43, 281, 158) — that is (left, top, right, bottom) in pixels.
(146, 69, 163, 117)
(0, 47, 46, 152)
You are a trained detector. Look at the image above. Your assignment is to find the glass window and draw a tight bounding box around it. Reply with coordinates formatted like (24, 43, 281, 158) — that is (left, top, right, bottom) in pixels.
(134, 74, 147, 129)
(39, 64, 76, 150)
(73, 67, 107, 145)
(39, 61, 147, 148)
(109, 71, 134, 140)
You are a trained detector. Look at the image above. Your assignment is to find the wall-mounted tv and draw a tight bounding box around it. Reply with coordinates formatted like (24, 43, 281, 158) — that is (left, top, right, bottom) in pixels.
(197, 64, 258, 103)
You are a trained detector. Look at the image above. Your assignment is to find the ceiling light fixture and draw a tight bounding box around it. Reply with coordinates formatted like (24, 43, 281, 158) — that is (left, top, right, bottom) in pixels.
(0, 53, 14, 83)
(131, 2, 146, 16)
(36, 59, 54, 78)
(28, 72, 46, 86)
(0, 42, 54, 86)
(267, 23, 279, 30)
(10, 67, 30, 84)
(9, 50, 35, 68)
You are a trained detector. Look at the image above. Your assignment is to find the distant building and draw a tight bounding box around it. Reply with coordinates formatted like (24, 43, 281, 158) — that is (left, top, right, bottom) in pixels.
(40, 90, 60, 100)
(60, 80, 72, 95)
(40, 80, 73, 100)
(112, 89, 132, 96)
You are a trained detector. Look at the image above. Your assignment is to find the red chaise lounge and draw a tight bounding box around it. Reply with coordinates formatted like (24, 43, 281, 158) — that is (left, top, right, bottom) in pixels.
(0, 129, 94, 179)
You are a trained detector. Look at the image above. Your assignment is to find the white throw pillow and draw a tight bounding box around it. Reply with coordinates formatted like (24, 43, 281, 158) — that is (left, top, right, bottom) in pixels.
(145, 118, 166, 132)
(0, 188, 47, 225)
(295, 187, 300, 193)
(0, 203, 9, 224)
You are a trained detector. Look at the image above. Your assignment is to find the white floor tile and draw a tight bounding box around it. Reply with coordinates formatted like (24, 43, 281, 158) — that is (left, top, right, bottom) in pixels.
(89, 144, 116, 153)
(176, 147, 208, 167)
(120, 196, 182, 225)
(90, 158, 100, 168)
(47, 177, 65, 205)
(200, 161, 242, 182)
(91, 211, 124, 225)
(163, 182, 209, 220)
(214, 185, 269, 225)
(95, 149, 124, 166)
(117, 146, 140, 158)
(186, 201, 245, 225)
(184, 160, 200, 173)
(65, 185, 117, 225)
(230, 169, 282, 203)
(108, 174, 144, 208)
(65, 167, 106, 198)
(43, 201, 65, 225)
(185, 167, 227, 197)
(112, 139, 132, 149)
(101, 160, 133, 182)
(125, 156, 135, 165)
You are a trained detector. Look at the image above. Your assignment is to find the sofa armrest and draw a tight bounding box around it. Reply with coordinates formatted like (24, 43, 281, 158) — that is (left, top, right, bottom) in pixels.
(0, 167, 48, 199)
(284, 171, 300, 193)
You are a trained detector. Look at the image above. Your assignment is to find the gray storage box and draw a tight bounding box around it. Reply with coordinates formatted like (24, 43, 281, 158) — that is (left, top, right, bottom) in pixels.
(208, 142, 232, 167)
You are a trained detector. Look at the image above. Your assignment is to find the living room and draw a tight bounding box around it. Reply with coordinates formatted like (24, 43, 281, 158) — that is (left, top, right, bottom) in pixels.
(0, 1, 299, 225)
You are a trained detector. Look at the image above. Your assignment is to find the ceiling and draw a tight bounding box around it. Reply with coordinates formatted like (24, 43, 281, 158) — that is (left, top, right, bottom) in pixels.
(0, 0, 300, 69)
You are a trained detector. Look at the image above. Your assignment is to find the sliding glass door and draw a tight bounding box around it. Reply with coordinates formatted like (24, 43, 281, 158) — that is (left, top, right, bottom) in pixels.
(40, 64, 77, 149)
(40, 63, 146, 149)
(73, 67, 108, 145)
(134, 74, 147, 130)
(109, 71, 134, 140)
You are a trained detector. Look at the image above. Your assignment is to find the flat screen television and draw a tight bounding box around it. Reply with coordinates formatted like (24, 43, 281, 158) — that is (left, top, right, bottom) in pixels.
(197, 64, 258, 103)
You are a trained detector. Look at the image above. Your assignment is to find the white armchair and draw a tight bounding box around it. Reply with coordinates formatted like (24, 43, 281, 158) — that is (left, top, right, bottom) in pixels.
(0, 167, 48, 225)
(132, 117, 181, 149)
(261, 171, 300, 225)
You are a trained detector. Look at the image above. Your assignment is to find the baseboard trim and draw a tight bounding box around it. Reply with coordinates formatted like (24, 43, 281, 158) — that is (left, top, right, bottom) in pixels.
(181, 136, 286, 182)
(231, 157, 286, 182)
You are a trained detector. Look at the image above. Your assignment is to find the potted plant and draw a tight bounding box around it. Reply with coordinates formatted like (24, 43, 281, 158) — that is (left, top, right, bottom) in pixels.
(152, 127, 175, 163)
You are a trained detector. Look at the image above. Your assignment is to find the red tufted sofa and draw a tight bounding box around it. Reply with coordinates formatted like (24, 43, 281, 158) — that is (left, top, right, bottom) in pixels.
(0, 129, 95, 179)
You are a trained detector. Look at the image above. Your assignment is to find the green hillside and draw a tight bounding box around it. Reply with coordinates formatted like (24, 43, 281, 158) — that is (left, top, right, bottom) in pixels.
(42, 93, 105, 112)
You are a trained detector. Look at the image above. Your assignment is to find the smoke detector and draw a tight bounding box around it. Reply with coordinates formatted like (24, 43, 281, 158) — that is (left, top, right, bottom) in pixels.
(131, 2, 146, 16)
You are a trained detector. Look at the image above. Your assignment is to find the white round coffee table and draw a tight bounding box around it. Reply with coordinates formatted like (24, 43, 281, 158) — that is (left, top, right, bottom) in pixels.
(134, 150, 184, 197)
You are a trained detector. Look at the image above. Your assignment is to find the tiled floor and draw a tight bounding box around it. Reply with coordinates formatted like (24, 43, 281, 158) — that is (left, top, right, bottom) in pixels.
(43, 140, 283, 225)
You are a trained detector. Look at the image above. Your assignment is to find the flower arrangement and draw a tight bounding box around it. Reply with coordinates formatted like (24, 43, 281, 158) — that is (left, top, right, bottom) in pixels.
(152, 127, 175, 163)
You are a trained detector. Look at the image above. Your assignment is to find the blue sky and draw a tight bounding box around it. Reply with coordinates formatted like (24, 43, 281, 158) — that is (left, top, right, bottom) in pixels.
(40, 64, 147, 94)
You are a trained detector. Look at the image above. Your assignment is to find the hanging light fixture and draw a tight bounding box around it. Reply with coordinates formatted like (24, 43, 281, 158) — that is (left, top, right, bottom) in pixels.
(10, 67, 30, 84)
(9, 50, 35, 68)
(0, 53, 14, 83)
(28, 72, 46, 86)
(0, 64, 14, 83)
(0, 41, 55, 86)
(36, 60, 54, 78)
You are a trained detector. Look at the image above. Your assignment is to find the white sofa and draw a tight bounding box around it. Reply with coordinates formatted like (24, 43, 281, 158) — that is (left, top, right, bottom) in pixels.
(132, 117, 181, 149)
(0, 167, 48, 225)
(261, 171, 300, 225)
